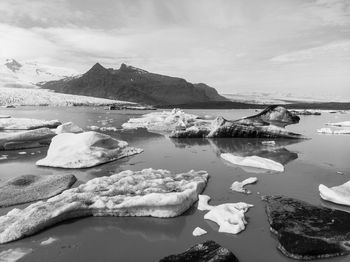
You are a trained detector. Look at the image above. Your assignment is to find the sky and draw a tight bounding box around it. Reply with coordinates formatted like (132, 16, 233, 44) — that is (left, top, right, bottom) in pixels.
(0, 0, 349, 100)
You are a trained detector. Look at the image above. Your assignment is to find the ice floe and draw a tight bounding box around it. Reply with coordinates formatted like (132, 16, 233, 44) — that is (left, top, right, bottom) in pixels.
(0, 168, 208, 243)
(0, 248, 32, 262)
(36, 131, 143, 168)
(55, 122, 83, 134)
(230, 177, 258, 194)
(197, 195, 253, 234)
(0, 115, 10, 118)
(317, 127, 350, 135)
(0, 117, 61, 130)
(319, 180, 350, 206)
(0, 174, 76, 207)
(192, 227, 207, 236)
(221, 153, 284, 172)
(122, 108, 199, 133)
(0, 128, 56, 150)
(40, 237, 57, 245)
(87, 125, 118, 132)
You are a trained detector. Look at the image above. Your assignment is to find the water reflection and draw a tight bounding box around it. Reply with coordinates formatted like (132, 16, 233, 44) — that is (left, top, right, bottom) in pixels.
(171, 138, 303, 173)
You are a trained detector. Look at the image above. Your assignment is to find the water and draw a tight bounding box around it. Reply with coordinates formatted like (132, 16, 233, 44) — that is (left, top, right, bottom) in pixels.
(0, 107, 350, 262)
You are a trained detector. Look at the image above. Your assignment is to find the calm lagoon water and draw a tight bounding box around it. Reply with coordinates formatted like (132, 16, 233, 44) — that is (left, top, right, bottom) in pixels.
(0, 107, 350, 262)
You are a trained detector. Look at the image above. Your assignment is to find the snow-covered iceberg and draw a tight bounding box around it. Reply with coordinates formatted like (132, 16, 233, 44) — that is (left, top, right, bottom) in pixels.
(221, 153, 284, 172)
(197, 195, 253, 234)
(317, 127, 350, 135)
(36, 131, 143, 168)
(55, 122, 83, 134)
(123, 106, 304, 139)
(0, 168, 208, 244)
(122, 108, 199, 133)
(0, 128, 56, 150)
(319, 180, 350, 206)
(230, 177, 258, 194)
(0, 118, 61, 130)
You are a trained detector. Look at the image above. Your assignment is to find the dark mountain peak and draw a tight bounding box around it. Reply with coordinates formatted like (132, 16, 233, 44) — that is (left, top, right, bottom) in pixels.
(119, 63, 148, 74)
(5, 59, 22, 72)
(85, 63, 109, 76)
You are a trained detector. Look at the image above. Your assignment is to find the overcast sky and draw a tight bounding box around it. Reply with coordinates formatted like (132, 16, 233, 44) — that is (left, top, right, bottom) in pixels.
(0, 0, 349, 99)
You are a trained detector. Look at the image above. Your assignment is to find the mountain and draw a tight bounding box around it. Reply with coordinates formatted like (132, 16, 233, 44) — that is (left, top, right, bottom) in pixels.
(41, 63, 228, 105)
(0, 58, 78, 88)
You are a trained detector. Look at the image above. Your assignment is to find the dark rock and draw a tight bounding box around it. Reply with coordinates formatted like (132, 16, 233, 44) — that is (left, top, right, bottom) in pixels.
(40, 63, 228, 106)
(158, 240, 239, 262)
(0, 174, 77, 207)
(263, 196, 350, 260)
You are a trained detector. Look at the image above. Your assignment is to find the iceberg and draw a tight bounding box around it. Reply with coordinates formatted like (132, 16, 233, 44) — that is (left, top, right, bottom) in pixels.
(122, 108, 199, 133)
(0, 128, 56, 150)
(317, 127, 350, 135)
(36, 131, 143, 168)
(192, 227, 207, 236)
(197, 195, 253, 234)
(55, 122, 83, 134)
(230, 177, 258, 194)
(0, 168, 208, 244)
(0, 118, 61, 130)
(319, 180, 350, 206)
(221, 153, 284, 172)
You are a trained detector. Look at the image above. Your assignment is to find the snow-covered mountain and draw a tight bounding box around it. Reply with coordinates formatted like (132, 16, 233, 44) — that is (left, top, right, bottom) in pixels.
(223, 92, 350, 104)
(0, 58, 78, 88)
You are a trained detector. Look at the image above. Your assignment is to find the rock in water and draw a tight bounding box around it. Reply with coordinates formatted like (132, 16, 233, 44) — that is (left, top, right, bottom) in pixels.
(263, 196, 350, 260)
(36, 131, 143, 168)
(0, 168, 208, 244)
(0, 118, 61, 130)
(55, 122, 83, 134)
(319, 180, 350, 206)
(197, 195, 253, 234)
(0, 174, 76, 207)
(0, 128, 56, 150)
(158, 240, 239, 262)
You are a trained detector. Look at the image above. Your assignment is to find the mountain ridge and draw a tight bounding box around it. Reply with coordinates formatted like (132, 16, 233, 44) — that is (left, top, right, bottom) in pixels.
(41, 63, 228, 106)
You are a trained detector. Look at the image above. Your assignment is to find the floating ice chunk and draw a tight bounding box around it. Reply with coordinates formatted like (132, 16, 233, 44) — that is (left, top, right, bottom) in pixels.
(55, 122, 83, 134)
(0, 248, 32, 262)
(0, 155, 8, 160)
(230, 177, 258, 194)
(0, 128, 56, 150)
(197, 195, 253, 234)
(40, 237, 57, 245)
(0, 115, 10, 119)
(36, 131, 143, 168)
(326, 121, 350, 127)
(192, 227, 207, 236)
(261, 141, 276, 146)
(122, 109, 199, 133)
(317, 127, 350, 134)
(319, 180, 350, 206)
(0, 118, 61, 130)
(0, 168, 208, 243)
(221, 153, 284, 172)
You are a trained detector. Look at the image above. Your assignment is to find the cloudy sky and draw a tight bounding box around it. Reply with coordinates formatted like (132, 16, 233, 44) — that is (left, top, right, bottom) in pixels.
(0, 0, 349, 99)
